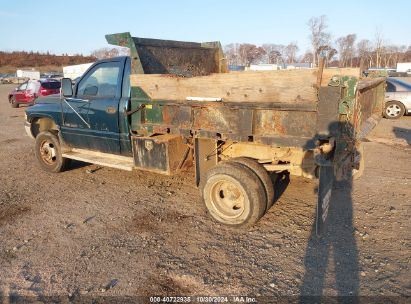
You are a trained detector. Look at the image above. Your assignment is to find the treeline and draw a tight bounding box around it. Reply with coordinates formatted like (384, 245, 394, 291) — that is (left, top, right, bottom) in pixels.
(224, 43, 299, 66)
(224, 15, 411, 69)
(224, 41, 411, 68)
(0, 51, 96, 68)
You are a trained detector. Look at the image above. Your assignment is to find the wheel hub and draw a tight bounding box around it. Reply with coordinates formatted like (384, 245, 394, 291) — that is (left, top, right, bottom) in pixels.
(39, 140, 57, 165)
(209, 180, 245, 219)
(386, 104, 401, 117)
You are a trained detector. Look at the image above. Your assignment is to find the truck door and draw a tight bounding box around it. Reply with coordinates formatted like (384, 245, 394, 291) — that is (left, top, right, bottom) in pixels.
(14, 82, 28, 102)
(61, 59, 124, 154)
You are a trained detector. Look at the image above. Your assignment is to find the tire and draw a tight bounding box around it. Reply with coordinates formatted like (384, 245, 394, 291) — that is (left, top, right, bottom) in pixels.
(384, 101, 405, 119)
(226, 157, 275, 211)
(34, 131, 70, 173)
(200, 162, 266, 227)
(10, 97, 19, 108)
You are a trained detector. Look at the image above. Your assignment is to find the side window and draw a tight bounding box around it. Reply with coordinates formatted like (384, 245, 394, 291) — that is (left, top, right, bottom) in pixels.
(386, 82, 396, 93)
(18, 83, 28, 91)
(27, 81, 40, 93)
(77, 62, 121, 98)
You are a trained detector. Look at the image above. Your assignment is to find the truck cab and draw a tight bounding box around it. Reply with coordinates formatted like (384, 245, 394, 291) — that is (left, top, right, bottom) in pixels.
(25, 56, 133, 157)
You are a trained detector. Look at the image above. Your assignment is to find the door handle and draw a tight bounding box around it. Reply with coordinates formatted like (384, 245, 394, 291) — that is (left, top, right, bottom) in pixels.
(106, 106, 116, 114)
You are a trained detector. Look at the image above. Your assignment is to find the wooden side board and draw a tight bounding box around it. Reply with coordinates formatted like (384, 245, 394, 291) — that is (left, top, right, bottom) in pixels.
(131, 68, 361, 104)
(131, 69, 319, 103)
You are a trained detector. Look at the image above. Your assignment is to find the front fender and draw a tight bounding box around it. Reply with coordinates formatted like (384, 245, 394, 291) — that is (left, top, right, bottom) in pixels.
(25, 100, 63, 126)
(25, 104, 62, 139)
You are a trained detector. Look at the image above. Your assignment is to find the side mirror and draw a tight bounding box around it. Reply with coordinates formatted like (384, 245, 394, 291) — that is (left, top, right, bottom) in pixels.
(61, 78, 73, 97)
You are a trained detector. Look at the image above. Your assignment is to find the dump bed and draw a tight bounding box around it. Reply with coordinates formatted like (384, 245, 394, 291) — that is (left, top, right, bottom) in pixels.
(106, 32, 226, 76)
(107, 32, 385, 151)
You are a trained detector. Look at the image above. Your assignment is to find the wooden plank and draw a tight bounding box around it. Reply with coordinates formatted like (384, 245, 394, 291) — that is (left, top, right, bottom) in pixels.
(356, 77, 385, 90)
(131, 69, 319, 103)
(321, 68, 361, 86)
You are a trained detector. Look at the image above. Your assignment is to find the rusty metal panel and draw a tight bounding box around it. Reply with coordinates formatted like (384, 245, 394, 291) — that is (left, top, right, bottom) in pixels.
(195, 138, 218, 186)
(134, 41, 218, 76)
(161, 105, 192, 129)
(106, 32, 226, 76)
(192, 107, 253, 135)
(253, 110, 317, 138)
(132, 134, 187, 175)
(255, 135, 317, 149)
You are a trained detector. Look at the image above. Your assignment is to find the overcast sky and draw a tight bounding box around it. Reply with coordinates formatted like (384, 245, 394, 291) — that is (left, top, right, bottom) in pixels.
(1, 0, 410, 55)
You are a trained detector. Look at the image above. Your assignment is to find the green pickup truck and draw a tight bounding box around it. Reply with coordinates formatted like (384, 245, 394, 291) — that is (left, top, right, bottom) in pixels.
(24, 32, 385, 233)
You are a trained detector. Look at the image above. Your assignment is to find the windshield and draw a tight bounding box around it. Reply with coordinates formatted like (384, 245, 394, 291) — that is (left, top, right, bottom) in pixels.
(387, 78, 411, 91)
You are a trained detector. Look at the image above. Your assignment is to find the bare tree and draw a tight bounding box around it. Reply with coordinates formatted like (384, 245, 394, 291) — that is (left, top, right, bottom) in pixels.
(285, 42, 299, 64)
(238, 44, 266, 66)
(299, 51, 314, 64)
(317, 45, 337, 67)
(396, 45, 408, 65)
(336, 34, 357, 67)
(357, 39, 373, 68)
(261, 44, 285, 65)
(91, 47, 130, 60)
(307, 15, 331, 67)
(382, 45, 397, 68)
(224, 43, 241, 66)
(374, 29, 384, 68)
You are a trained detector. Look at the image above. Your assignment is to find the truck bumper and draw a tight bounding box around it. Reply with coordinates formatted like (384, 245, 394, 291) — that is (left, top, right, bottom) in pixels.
(24, 121, 35, 139)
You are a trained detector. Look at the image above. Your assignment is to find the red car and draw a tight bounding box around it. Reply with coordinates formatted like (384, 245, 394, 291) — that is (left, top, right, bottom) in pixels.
(8, 79, 61, 108)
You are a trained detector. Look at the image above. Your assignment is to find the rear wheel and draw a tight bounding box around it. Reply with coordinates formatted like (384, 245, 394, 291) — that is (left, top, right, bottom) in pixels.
(200, 162, 266, 227)
(226, 157, 275, 211)
(384, 101, 405, 119)
(35, 131, 70, 173)
(10, 97, 19, 108)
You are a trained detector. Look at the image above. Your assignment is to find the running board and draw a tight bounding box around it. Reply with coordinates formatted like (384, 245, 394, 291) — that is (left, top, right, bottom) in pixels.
(62, 148, 134, 171)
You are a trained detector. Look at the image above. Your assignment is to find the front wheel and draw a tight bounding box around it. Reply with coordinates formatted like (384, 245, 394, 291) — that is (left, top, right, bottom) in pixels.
(34, 131, 70, 173)
(10, 97, 19, 108)
(384, 101, 405, 119)
(200, 162, 266, 227)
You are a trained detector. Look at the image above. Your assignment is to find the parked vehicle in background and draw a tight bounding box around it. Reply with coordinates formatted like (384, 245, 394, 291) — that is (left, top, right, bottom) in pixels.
(16, 69, 40, 80)
(1, 73, 15, 84)
(384, 78, 411, 119)
(8, 79, 61, 108)
(63, 63, 94, 79)
(47, 73, 63, 80)
(41, 72, 63, 80)
(396, 62, 411, 73)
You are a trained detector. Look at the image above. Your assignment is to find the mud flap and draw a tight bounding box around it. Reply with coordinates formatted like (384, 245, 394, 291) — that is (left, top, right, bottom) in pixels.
(316, 164, 334, 236)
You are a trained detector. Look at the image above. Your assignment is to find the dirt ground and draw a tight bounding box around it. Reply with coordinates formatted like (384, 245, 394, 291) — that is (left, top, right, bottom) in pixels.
(0, 83, 410, 302)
